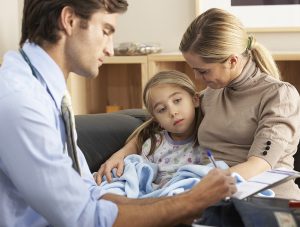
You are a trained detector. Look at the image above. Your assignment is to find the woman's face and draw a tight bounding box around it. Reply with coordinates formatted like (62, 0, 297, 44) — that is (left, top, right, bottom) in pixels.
(183, 52, 239, 89)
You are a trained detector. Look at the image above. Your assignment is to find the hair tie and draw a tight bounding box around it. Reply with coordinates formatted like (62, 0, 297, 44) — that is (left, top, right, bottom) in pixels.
(247, 36, 254, 51)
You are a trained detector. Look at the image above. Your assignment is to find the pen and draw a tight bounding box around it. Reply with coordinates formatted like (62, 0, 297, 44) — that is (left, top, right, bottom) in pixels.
(206, 149, 217, 168)
(206, 149, 230, 201)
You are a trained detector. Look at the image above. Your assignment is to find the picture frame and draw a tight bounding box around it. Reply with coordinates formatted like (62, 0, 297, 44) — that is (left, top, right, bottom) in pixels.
(195, 0, 300, 32)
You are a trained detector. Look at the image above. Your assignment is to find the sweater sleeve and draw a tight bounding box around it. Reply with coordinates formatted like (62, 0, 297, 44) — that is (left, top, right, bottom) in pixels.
(248, 82, 300, 167)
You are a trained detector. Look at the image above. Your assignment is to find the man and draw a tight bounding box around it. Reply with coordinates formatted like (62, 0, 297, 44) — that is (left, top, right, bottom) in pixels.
(0, 0, 236, 226)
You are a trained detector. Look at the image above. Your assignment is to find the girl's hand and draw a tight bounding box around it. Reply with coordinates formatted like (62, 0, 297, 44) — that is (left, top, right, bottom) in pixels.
(94, 151, 126, 185)
(95, 135, 139, 185)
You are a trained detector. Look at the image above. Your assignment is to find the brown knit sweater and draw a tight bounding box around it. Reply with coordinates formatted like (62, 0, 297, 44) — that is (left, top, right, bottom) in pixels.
(199, 59, 300, 199)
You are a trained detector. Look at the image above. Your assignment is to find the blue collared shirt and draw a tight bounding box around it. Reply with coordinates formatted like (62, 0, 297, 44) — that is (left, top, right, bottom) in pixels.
(0, 42, 118, 227)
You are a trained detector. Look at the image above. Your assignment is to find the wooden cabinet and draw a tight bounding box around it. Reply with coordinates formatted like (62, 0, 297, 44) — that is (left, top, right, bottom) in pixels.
(68, 52, 300, 114)
(68, 56, 148, 114)
(273, 53, 300, 90)
(148, 53, 206, 92)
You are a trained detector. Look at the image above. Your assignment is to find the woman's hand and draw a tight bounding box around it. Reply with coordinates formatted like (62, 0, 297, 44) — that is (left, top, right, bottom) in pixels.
(95, 150, 126, 185)
(229, 156, 271, 180)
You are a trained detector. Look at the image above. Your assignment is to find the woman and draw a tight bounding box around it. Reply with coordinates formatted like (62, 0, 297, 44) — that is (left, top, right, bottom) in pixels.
(98, 8, 300, 199)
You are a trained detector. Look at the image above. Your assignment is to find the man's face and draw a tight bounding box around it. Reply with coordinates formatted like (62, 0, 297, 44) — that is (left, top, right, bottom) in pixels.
(65, 11, 118, 78)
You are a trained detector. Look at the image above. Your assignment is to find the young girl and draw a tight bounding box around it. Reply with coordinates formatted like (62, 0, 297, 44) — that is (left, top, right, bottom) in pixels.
(96, 70, 203, 186)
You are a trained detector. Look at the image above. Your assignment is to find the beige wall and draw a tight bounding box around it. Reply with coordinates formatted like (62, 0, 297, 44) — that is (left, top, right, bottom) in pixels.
(115, 0, 300, 53)
(114, 0, 196, 52)
(0, 0, 23, 58)
(1, 0, 299, 59)
(254, 32, 300, 52)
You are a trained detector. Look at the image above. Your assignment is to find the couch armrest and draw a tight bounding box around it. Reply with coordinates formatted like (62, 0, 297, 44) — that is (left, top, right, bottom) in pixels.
(75, 109, 148, 172)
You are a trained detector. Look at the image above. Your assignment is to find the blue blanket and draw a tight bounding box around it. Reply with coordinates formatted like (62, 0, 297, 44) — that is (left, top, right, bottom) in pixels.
(98, 154, 274, 198)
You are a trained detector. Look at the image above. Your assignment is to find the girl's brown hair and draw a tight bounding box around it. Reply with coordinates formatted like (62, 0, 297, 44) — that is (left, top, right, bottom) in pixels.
(127, 70, 201, 156)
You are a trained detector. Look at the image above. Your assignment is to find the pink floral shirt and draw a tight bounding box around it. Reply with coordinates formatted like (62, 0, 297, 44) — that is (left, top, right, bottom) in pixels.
(141, 130, 202, 187)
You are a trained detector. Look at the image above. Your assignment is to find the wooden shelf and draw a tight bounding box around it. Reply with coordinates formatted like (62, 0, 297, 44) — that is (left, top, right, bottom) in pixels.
(68, 52, 300, 114)
(148, 53, 205, 92)
(272, 52, 300, 61)
(4, 52, 299, 115)
(103, 55, 148, 64)
(68, 56, 148, 114)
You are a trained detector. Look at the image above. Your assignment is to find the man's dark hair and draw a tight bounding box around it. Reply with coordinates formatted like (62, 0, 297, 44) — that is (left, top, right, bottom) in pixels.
(20, 0, 128, 47)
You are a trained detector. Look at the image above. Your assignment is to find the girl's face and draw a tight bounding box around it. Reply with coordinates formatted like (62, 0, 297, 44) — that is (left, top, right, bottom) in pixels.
(149, 84, 199, 141)
(183, 52, 240, 89)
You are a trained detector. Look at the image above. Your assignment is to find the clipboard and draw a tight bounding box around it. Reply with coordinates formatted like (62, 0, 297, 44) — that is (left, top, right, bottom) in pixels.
(232, 168, 300, 200)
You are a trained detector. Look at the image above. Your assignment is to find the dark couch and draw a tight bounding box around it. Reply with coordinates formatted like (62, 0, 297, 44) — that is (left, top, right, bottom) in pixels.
(75, 109, 149, 173)
(75, 109, 300, 187)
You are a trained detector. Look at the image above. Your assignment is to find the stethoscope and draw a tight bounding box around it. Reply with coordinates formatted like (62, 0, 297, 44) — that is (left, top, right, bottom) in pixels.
(19, 48, 81, 174)
(19, 48, 38, 79)
(19, 48, 57, 109)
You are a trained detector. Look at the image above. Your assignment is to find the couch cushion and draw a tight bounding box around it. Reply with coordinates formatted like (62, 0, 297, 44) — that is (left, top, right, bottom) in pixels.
(75, 113, 143, 172)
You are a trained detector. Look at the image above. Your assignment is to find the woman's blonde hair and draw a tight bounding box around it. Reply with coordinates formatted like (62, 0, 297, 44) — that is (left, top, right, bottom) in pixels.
(179, 8, 281, 80)
(127, 70, 201, 156)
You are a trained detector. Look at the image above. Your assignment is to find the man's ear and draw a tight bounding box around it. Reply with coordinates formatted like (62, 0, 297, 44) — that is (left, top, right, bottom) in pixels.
(59, 6, 76, 36)
(193, 93, 200, 108)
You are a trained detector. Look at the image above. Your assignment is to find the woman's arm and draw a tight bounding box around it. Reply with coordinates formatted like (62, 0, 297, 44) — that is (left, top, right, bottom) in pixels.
(229, 156, 271, 180)
(96, 136, 138, 184)
(231, 84, 300, 180)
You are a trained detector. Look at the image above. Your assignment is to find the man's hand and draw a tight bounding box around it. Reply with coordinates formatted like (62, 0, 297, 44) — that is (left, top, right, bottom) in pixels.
(189, 168, 237, 213)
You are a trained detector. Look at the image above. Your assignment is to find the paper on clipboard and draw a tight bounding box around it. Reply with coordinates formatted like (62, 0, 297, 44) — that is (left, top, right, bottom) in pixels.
(232, 168, 300, 200)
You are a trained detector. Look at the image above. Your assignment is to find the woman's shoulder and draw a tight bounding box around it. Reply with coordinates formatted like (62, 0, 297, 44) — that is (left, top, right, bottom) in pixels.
(254, 75, 300, 115)
(262, 75, 299, 99)
(199, 74, 299, 103)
